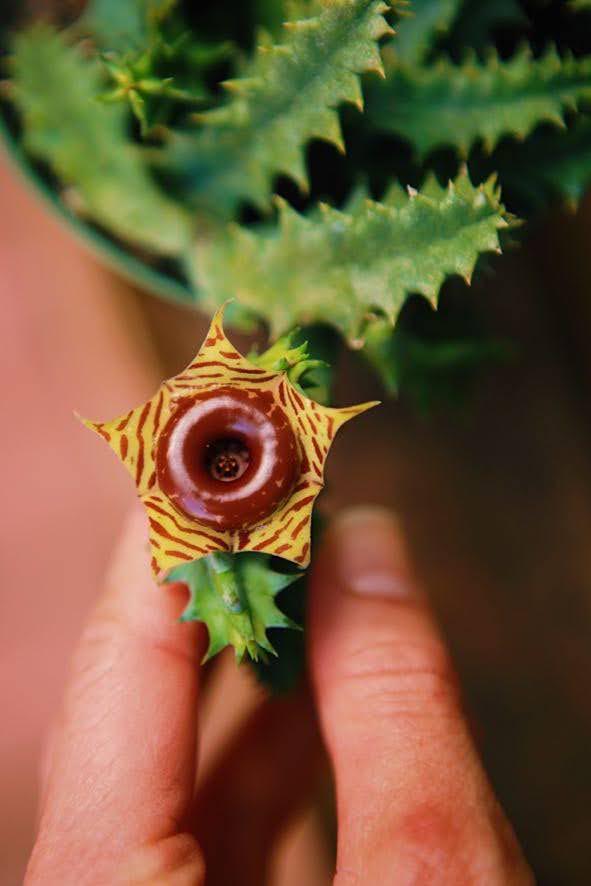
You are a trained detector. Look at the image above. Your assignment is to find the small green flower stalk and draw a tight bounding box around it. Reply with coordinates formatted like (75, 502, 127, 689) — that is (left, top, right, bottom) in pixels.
(3, 0, 591, 682)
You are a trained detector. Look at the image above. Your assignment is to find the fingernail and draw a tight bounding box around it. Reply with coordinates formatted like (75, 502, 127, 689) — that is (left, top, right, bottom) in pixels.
(330, 506, 417, 600)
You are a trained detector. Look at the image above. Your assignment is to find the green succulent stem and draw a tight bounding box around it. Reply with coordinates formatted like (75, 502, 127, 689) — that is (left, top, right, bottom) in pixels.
(192, 174, 511, 342)
(367, 46, 591, 159)
(161, 0, 395, 217)
(204, 552, 245, 613)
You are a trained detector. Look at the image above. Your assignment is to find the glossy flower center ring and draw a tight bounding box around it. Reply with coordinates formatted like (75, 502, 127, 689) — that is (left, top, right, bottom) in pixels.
(156, 387, 300, 530)
(81, 305, 377, 576)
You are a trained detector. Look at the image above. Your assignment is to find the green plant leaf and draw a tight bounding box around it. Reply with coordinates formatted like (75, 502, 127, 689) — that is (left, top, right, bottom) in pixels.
(248, 570, 307, 692)
(251, 328, 334, 404)
(79, 0, 178, 51)
(367, 45, 591, 158)
(161, 0, 394, 216)
(10, 25, 193, 255)
(190, 172, 511, 340)
(391, 0, 462, 62)
(167, 552, 303, 662)
(99, 33, 229, 136)
(88, 0, 233, 136)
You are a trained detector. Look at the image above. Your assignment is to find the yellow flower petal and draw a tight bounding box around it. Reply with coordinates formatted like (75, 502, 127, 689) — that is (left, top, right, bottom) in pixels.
(81, 305, 378, 575)
(81, 384, 173, 496)
(166, 304, 280, 396)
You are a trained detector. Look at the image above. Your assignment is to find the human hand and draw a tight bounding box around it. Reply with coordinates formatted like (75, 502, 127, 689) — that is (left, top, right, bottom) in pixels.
(26, 507, 533, 885)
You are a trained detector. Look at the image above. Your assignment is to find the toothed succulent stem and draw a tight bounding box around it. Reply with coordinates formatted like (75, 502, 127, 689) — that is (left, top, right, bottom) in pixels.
(205, 552, 244, 613)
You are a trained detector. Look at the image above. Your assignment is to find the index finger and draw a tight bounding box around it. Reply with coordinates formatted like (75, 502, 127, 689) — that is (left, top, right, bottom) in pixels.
(308, 508, 533, 885)
(27, 506, 206, 885)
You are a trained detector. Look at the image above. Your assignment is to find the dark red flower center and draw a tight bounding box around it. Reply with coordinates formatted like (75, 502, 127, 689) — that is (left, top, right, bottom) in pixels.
(156, 387, 300, 531)
(206, 438, 250, 482)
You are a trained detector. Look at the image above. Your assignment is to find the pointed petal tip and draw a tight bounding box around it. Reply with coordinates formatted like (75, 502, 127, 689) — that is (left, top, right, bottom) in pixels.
(76, 412, 101, 432)
(200, 300, 235, 350)
(210, 298, 235, 324)
(346, 399, 381, 416)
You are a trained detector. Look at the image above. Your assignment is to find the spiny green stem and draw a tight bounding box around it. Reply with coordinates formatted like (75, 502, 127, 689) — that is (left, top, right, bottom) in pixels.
(205, 552, 245, 613)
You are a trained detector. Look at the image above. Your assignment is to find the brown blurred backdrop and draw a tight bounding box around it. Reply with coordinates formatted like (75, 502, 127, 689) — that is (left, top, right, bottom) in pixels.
(1, 150, 591, 885)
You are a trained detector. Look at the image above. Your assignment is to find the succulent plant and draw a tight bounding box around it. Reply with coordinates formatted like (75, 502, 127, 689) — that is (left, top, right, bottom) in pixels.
(3, 0, 591, 685)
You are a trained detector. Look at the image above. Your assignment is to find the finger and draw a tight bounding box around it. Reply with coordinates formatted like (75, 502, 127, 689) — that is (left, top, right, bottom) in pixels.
(27, 506, 206, 886)
(308, 507, 533, 885)
(193, 691, 322, 886)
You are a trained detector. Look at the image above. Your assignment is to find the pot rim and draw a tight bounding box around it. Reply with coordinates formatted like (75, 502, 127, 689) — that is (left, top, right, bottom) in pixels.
(0, 103, 197, 309)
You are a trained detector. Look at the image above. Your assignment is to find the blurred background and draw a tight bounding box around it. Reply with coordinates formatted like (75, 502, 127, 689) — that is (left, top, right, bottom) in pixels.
(2, 37, 591, 886)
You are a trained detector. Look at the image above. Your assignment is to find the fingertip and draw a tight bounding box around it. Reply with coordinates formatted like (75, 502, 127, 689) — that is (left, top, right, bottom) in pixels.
(308, 505, 423, 688)
(319, 505, 417, 601)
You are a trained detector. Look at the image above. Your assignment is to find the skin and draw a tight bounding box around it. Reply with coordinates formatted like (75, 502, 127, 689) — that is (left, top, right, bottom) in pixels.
(26, 506, 534, 885)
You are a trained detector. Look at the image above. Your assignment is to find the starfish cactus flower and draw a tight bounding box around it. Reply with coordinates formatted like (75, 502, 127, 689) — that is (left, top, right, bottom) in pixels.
(82, 306, 377, 577)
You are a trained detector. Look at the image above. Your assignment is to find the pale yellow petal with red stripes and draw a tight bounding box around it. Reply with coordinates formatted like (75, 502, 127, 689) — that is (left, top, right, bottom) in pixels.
(80, 383, 174, 497)
(141, 491, 231, 575)
(167, 304, 280, 397)
(276, 375, 378, 487)
(80, 304, 378, 576)
(233, 477, 324, 567)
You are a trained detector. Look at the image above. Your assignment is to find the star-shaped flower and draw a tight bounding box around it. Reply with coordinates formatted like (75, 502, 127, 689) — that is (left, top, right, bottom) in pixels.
(82, 306, 377, 576)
